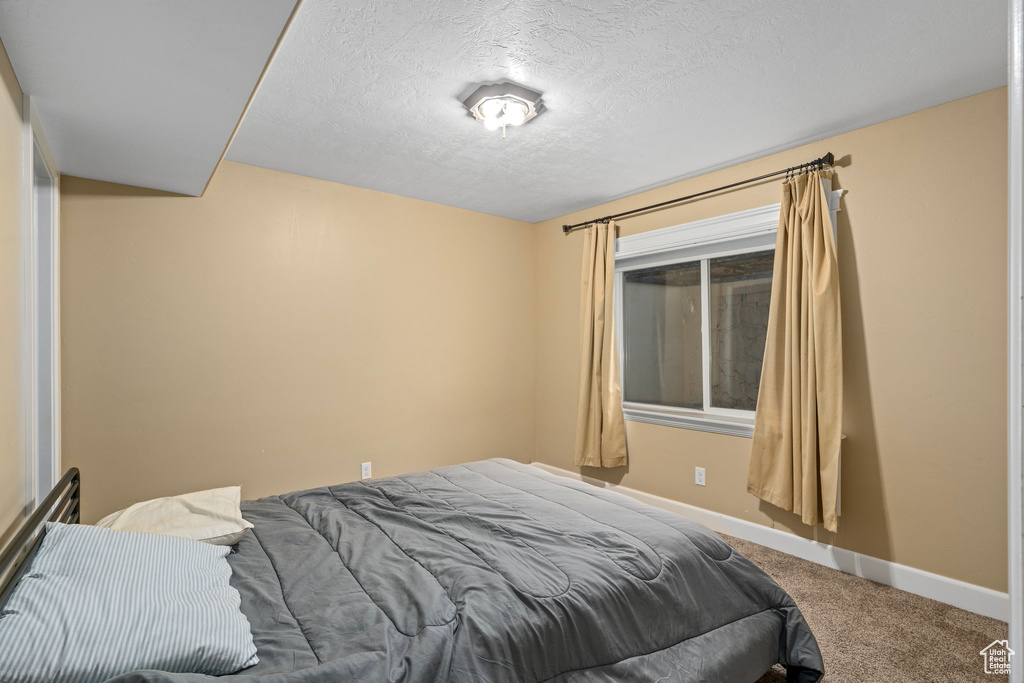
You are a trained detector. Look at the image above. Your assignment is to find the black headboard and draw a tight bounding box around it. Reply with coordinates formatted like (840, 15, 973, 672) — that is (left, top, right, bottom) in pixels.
(0, 468, 80, 607)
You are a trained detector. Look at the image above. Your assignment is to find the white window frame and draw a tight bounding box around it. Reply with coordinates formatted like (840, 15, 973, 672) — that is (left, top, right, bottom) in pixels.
(614, 183, 841, 438)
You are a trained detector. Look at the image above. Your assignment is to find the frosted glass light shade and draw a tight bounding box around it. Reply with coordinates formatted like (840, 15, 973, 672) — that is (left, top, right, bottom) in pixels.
(462, 82, 544, 134)
(502, 102, 528, 126)
(480, 98, 505, 119)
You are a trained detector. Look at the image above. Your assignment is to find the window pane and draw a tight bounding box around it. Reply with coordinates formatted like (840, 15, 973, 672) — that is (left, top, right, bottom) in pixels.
(622, 262, 703, 409)
(709, 250, 773, 411)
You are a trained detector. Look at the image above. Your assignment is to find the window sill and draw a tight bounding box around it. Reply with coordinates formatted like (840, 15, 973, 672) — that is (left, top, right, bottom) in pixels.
(622, 403, 754, 438)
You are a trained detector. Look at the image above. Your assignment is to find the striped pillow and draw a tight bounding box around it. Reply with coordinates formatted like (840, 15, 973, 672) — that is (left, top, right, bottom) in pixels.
(0, 522, 258, 683)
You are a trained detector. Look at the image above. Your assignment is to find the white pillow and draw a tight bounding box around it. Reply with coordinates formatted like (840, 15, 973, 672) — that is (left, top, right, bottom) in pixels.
(95, 486, 254, 545)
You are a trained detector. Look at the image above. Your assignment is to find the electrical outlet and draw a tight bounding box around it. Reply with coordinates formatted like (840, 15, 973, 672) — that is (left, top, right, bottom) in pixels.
(360, 462, 372, 480)
(695, 467, 706, 487)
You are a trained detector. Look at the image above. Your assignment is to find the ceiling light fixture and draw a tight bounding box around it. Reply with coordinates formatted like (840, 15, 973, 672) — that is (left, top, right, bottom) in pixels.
(462, 82, 544, 139)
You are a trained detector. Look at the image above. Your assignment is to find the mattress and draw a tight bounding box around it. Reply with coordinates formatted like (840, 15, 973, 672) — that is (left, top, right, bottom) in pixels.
(110, 459, 824, 682)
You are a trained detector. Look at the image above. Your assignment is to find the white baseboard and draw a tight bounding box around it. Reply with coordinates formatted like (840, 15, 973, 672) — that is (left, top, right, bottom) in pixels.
(530, 461, 1009, 622)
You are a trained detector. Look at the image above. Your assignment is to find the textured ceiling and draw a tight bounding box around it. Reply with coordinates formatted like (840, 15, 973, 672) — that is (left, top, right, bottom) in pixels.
(0, 0, 297, 196)
(227, 0, 1006, 222)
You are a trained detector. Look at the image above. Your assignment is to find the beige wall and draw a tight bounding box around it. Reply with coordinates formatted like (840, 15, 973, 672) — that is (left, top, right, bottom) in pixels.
(534, 88, 1009, 592)
(59, 88, 1008, 593)
(0, 38, 25, 544)
(60, 161, 536, 522)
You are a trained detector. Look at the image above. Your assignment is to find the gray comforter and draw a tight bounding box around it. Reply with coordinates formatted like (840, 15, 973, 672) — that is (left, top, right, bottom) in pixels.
(112, 459, 824, 683)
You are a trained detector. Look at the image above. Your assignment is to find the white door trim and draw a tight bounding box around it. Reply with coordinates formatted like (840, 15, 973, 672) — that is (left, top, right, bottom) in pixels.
(22, 95, 61, 511)
(1009, 0, 1024, 676)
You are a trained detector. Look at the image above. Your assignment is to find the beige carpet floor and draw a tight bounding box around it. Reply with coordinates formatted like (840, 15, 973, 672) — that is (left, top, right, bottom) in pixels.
(719, 535, 1009, 683)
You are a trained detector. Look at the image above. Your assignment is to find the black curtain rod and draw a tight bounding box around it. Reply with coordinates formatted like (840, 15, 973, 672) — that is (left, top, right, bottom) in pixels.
(562, 152, 835, 233)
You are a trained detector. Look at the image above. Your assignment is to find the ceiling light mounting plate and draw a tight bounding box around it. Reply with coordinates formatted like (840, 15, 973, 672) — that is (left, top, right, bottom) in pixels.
(462, 81, 544, 137)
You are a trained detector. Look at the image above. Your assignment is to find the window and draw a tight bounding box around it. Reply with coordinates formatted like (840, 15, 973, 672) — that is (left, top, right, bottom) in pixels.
(708, 249, 774, 412)
(615, 188, 839, 437)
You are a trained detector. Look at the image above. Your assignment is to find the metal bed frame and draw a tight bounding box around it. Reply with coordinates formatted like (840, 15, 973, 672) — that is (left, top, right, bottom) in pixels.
(0, 468, 80, 608)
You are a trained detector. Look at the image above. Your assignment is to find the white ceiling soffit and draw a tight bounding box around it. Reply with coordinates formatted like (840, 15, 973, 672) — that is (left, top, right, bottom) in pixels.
(228, 0, 1005, 223)
(0, 0, 298, 196)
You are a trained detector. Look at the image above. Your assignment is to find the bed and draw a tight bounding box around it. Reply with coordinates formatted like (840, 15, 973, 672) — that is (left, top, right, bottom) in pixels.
(1, 459, 824, 682)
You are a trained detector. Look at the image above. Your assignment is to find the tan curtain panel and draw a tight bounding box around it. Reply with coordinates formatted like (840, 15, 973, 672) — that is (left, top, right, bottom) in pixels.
(748, 169, 842, 532)
(574, 221, 628, 468)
